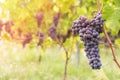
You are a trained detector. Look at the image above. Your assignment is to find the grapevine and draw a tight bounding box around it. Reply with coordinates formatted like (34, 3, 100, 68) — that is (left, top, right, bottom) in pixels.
(96, 0, 120, 68)
(0, 0, 120, 80)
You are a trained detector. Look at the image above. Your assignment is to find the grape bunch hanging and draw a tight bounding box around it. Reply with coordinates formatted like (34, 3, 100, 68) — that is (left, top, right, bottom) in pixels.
(72, 12, 104, 69)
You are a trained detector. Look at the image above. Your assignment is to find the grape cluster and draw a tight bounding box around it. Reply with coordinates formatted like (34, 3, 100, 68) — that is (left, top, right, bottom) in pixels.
(72, 20, 80, 35)
(48, 26, 73, 44)
(35, 12, 44, 27)
(48, 26, 57, 41)
(5, 21, 14, 37)
(66, 29, 72, 38)
(0, 20, 3, 35)
(53, 13, 60, 27)
(17, 28, 22, 37)
(22, 33, 32, 48)
(36, 31, 44, 46)
(94, 12, 104, 33)
(72, 12, 104, 69)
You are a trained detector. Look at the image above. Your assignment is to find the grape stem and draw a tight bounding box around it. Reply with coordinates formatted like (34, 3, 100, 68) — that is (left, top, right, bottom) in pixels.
(96, 0, 120, 68)
(62, 45, 69, 80)
(56, 41, 69, 80)
(102, 26, 120, 68)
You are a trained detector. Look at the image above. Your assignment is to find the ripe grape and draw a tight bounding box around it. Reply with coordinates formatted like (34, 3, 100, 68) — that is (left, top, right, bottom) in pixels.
(48, 26, 57, 41)
(17, 28, 22, 37)
(0, 20, 3, 35)
(72, 12, 104, 69)
(36, 31, 44, 46)
(72, 16, 88, 35)
(5, 21, 14, 33)
(22, 33, 32, 48)
(4, 21, 14, 38)
(35, 12, 44, 27)
(53, 13, 60, 27)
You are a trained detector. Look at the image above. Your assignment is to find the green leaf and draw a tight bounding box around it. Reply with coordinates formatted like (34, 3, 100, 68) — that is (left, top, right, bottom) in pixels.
(114, 0, 120, 7)
(103, 5, 114, 19)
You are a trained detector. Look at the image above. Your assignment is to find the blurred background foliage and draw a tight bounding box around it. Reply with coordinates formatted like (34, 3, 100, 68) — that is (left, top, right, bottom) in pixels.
(0, 0, 120, 33)
(0, 0, 120, 46)
(0, 0, 120, 52)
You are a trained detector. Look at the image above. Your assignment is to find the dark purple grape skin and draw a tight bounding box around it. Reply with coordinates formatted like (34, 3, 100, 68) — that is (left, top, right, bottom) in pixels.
(35, 12, 44, 27)
(53, 13, 60, 27)
(22, 33, 32, 48)
(36, 31, 44, 46)
(48, 26, 57, 41)
(72, 13, 104, 70)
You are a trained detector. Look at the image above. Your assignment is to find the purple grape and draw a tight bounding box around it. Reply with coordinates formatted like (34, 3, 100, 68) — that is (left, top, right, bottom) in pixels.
(35, 12, 44, 27)
(72, 13, 104, 69)
(48, 26, 57, 41)
(53, 13, 60, 27)
(36, 31, 44, 46)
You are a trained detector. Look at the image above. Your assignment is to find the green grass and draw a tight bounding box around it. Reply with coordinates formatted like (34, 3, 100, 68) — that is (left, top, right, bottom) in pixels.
(0, 40, 120, 80)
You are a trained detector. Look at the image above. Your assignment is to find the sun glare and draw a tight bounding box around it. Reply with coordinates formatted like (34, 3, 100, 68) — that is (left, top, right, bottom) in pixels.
(0, 0, 5, 3)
